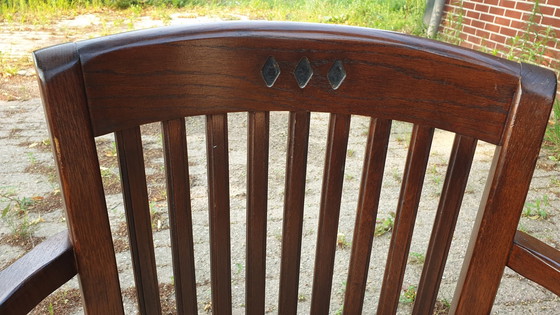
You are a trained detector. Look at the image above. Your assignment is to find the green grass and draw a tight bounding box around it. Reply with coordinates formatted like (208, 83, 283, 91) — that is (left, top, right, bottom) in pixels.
(0, 190, 41, 239)
(1, 0, 426, 35)
(374, 212, 395, 237)
(545, 100, 560, 161)
(522, 195, 551, 220)
(399, 285, 417, 304)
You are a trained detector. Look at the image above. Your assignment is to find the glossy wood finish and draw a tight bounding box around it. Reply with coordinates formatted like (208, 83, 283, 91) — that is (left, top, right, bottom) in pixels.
(78, 22, 517, 144)
(0, 231, 76, 315)
(343, 118, 392, 314)
(116, 127, 162, 314)
(451, 63, 557, 313)
(206, 114, 232, 313)
(310, 113, 351, 314)
(507, 231, 560, 296)
(34, 42, 124, 314)
(278, 111, 310, 314)
(5, 21, 554, 315)
(377, 124, 434, 315)
(413, 135, 477, 314)
(162, 118, 198, 314)
(246, 111, 270, 314)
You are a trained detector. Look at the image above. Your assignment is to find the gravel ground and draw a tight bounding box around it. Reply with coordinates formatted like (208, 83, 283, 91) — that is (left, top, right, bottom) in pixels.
(1, 13, 559, 314)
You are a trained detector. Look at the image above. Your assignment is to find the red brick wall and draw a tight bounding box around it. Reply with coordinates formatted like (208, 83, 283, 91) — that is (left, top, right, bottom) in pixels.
(439, 0, 560, 72)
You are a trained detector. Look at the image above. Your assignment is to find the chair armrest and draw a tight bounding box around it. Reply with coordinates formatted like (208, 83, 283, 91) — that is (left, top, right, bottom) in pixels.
(507, 230, 560, 295)
(0, 230, 77, 315)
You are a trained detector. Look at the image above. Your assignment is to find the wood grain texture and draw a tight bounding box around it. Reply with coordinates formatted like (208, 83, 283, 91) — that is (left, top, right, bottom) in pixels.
(0, 231, 76, 315)
(28, 22, 557, 314)
(451, 63, 556, 314)
(377, 124, 434, 315)
(246, 111, 270, 314)
(507, 231, 560, 296)
(413, 135, 477, 315)
(310, 113, 351, 314)
(116, 127, 162, 315)
(206, 114, 232, 314)
(343, 118, 391, 314)
(77, 22, 518, 144)
(278, 111, 310, 314)
(33, 43, 124, 314)
(162, 118, 198, 314)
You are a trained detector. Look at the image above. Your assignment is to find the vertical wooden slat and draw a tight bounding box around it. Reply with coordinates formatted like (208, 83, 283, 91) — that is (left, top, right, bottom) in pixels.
(310, 113, 351, 314)
(34, 43, 124, 314)
(412, 135, 477, 315)
(377, 124, 434, 315)
(278, 111, 311, 314)
(205, 114, 232, 314)
(162, 118, 197, 315)
(343, 118, 392, 314)
(116, 127, 162, 315)
(246, 111, 270, 314)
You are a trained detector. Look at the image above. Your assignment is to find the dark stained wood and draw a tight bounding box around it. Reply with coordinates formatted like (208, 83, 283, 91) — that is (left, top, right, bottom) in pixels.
(343, 118, 392, 314)
(310, 113, 351, 314)
(413, 135, 477, 315)
(78, 22, 518, 144)
(246, 111, 270, 314)
(507, 231, 560, 296)
(0, 231, 76, 315)
(451, 63, 556, 313)
(278, 111, 310, 314)
(18, 22, 558, 315)
(116, 127, 162, 315)
(205, 114, 232, 314)
(162, 118, 198, 314)
(33, 43, 124, 314)
(377, 124, 434, 315)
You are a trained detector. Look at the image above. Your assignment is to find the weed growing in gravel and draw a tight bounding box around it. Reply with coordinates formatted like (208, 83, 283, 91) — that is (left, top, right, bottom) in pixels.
(522, 195, 550, 220)
(0, 190, 41, 239)
(408, 251, 425, 264)
(434, 298, 451, 314)
(337, 232, 350, 249)
(334, 306, 344, 315)
(399, 285, 417, 304)
(545, 101, 560, 161)
(0, 52, 29, 77)
(374, 212, 395, 237)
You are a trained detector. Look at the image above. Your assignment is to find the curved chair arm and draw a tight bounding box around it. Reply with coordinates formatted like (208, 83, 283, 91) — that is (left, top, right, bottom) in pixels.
(0, 230, 77, 315)
(507, 230, 560, 295)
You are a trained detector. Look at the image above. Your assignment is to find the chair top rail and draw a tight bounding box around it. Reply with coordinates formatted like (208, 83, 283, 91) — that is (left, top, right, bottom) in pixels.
(34, 21, 528, 144)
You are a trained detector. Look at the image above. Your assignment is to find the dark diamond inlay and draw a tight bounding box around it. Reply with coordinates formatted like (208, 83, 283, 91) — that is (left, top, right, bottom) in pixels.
(328, 60, 346, 90)
(261, 56, 280, 87)
(293, 57, 313, 88)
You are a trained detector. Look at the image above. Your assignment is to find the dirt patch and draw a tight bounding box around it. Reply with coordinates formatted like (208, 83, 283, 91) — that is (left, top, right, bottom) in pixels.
(0, 75, 38, 102)
(113, 238, 130, 253)
(433, 300, 451, 314)
(30, 288, 82, 315)
(25, 163, 57, 180)
(122, 283, 177, 314)
(0, 234, 46, 251)
(29, 192, 63, 214)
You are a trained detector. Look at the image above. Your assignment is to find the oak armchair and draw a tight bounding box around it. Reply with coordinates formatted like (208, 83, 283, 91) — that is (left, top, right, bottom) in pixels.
(1, 22, 559, 314)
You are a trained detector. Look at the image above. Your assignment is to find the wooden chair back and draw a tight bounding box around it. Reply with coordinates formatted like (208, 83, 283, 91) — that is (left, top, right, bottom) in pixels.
(28, 22, 557, 314)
